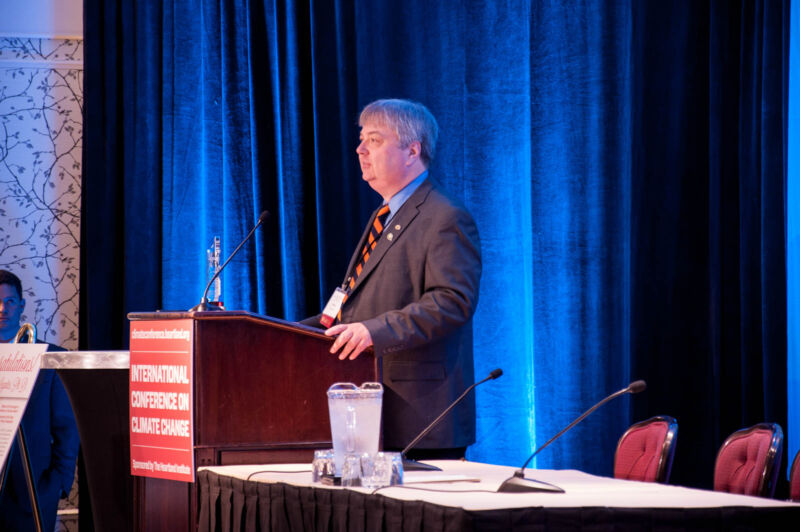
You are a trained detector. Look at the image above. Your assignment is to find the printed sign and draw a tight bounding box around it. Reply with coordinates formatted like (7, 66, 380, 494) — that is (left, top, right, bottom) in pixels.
(0, 343, 48, 469)
(129, 320, 195, 482)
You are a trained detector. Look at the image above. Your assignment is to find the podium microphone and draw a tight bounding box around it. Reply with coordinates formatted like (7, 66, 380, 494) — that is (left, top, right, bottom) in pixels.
(402, 368, 503, 472)
(497, 379, 647, 493)
(189, 210, 270, 312)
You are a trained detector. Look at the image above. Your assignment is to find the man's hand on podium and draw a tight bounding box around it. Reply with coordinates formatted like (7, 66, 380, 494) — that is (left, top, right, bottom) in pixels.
(325, 322, 373, 360)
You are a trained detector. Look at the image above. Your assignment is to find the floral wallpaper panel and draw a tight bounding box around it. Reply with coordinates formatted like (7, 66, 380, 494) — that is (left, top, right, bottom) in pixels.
(0, 38, 82, 349)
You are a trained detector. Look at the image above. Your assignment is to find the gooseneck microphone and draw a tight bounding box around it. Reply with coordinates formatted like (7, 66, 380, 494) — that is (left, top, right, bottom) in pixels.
(497, 380, 647, 493)
(402, 368, 503, 472)
(189, 210, 270, 312)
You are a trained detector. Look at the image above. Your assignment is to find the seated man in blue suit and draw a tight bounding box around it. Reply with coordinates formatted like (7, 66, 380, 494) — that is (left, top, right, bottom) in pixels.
(0, 269, 79, 532)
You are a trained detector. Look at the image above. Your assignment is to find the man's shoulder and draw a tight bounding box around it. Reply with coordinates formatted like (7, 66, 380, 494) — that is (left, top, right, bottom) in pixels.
(418, 177, 473, 215)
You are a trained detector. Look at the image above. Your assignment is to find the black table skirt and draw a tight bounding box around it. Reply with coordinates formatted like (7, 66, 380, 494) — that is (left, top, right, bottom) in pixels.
(197, 470, 800, 532)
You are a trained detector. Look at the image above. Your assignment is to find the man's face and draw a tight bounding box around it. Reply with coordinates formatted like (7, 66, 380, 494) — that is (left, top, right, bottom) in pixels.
(0, 283, 24, 340)
(356, 122, 415, 200)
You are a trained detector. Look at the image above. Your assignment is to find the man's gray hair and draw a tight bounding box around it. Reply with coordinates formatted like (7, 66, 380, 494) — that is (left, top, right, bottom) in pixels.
(359, 99, 439, 167)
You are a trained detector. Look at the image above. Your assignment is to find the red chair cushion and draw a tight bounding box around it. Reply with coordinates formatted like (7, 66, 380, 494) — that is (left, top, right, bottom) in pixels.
(714, 428, 773, 495)
(615, 421, 668, 482)
(790, 454, 800, 501)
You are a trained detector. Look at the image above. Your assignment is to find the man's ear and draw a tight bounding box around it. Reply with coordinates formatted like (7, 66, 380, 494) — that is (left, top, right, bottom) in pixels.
(19, 297, 25, 313)
(406, 141, 421, 164)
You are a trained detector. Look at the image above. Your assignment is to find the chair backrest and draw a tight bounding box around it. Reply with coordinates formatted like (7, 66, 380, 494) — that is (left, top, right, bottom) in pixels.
(614, 416, 678, 483)
(714, 423, 783, 498)
(790, 448, 800, 502)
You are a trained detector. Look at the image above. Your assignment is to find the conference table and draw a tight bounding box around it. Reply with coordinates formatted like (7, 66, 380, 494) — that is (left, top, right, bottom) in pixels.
(197, 460, 800, 531)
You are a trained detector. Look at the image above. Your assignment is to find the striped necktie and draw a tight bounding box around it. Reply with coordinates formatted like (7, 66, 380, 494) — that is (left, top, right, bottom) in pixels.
(337, 204, 391, 322)
(348, 204, 391, 291)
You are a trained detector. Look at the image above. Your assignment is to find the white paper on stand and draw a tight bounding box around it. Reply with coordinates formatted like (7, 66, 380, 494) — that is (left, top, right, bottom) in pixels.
(0, 343, 48, 468)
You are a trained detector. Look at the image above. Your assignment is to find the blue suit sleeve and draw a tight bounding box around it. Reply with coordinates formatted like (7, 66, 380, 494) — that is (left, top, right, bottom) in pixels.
(47, 373, 80, 496)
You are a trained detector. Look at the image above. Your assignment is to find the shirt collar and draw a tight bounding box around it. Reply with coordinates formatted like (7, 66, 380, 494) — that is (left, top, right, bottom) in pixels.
(385, 170, 428, 222)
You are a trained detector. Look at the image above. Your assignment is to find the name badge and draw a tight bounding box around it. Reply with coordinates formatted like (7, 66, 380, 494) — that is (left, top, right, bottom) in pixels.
(320, 287, 347, 328)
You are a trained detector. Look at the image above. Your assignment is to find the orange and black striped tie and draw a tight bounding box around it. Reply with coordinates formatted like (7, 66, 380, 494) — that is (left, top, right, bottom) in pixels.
(343, 204, 391, 303)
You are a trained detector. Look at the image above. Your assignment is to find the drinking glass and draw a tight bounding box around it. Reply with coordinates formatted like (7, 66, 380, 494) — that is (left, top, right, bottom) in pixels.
(311, 449, 334, 483)
(341, 453, 362, 487)
(388, 452, 404, 485)
(360, 452, 395, 489)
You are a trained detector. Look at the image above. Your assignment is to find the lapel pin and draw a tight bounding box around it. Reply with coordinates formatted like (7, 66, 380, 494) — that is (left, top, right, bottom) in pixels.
(394, 224, 401, 230)
(387, 233, 394, 241)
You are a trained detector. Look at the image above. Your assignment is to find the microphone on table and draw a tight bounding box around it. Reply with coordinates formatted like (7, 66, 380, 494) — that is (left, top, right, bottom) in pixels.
(497, 379, 647, 493)
(189, 210, 270, 312)
(402, 368, 503, 472)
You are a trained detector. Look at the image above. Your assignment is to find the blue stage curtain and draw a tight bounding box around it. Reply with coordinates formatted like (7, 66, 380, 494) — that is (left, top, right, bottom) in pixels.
(82, 0, 164, 347)
(629, 0, 789, 489)
(788, 0, 800, 482)
(81, 0, 791, 488)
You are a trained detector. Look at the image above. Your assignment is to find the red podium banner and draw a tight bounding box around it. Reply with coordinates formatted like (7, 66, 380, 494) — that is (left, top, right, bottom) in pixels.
(129, 319, 195, 482)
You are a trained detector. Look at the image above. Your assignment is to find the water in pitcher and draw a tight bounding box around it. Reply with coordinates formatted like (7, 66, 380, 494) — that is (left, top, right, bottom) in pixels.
(327, 382, 383, 476)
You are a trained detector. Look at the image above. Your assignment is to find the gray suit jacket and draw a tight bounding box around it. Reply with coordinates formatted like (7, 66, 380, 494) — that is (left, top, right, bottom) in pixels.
(335, 177, 481, 449)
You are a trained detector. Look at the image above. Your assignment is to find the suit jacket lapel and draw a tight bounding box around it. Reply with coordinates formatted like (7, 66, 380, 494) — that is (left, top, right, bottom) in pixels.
(347, 179, 433, 298)
(342, 205, 383, 285)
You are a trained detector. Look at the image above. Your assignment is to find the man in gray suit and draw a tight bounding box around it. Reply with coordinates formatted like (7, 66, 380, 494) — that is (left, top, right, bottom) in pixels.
(311, 99, 482, 458)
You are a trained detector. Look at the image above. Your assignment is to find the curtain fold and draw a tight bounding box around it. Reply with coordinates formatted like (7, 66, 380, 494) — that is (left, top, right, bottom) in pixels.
(81, 0, 790, 487)
(82, 0, 163, 349)
(527, 0, 632, 472)
(787, 0, 800, 478)
(630, 0, 788, 488)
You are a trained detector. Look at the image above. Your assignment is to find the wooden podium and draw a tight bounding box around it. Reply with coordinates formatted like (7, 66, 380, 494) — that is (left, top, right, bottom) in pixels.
(59, 311, 377, 532)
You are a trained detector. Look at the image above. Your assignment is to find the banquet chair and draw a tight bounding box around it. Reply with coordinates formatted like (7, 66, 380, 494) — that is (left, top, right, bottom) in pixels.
(614, 416, 678, 483)
(790, 448, 800, 502)
(714, 423, 783, 498)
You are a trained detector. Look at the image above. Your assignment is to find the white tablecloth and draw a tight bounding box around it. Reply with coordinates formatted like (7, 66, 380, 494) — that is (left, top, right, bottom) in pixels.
(199, 460, 798, 511)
